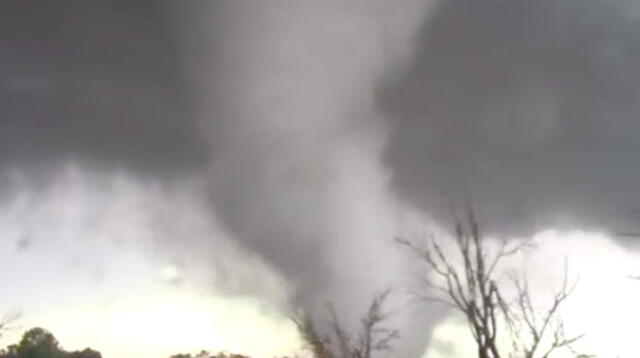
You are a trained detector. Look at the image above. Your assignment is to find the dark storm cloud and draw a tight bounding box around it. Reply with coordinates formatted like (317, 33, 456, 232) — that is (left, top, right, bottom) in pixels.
(5, 1, 640, 356)
(0, 1, 208, 174)
(381, 0, 640, 236)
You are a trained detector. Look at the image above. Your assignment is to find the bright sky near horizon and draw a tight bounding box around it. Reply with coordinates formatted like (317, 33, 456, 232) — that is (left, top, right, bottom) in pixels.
(2, 286, 301, 358)
(0, 166, 302, 358)
(423, 230, 640, 358)
(3, 1, 640, 357)
(4, 168, 640, 358)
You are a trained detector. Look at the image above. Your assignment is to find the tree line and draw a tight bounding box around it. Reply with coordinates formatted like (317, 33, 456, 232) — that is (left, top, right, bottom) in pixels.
(0, 327, 100, 358)
(1, 208, 591, 358)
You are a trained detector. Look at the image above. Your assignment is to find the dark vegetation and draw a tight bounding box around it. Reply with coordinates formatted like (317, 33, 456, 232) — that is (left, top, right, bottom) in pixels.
(1, 210, 589, 358)
(0, 328, 101, 358)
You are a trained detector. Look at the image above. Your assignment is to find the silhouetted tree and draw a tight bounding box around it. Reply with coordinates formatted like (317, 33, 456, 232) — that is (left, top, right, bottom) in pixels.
(293, 290, 399, 358)
(169, 352, 259, 358)
(169, 354, 194, 358)
(0, 312, 21, 342)
(15, 328, 64, 358)
(0, 328, 102, 358)
(66, 348, 101, 358)
(0, 345, 17, 358)
(398, 207, 587, 358)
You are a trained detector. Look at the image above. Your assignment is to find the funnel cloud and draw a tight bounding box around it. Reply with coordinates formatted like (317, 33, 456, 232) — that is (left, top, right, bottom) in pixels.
(1, 1, 640, 357)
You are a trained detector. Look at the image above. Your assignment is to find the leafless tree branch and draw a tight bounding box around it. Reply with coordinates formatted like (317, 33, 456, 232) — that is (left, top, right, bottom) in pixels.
(293, 290, 399, 358)
(398, 207, 587, 358)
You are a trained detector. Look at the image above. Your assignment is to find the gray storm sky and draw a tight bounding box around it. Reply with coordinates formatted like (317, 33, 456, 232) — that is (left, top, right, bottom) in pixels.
(2, 1, 640, 358)
(4, 0, 640, 232)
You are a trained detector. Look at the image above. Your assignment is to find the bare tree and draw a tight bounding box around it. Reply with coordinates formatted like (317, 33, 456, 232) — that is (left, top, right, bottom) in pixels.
(0, 311, 20, 341)
(397, 207, 586, 358)
(293, 314, 333, 358)
(293, 290, 399, 358)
